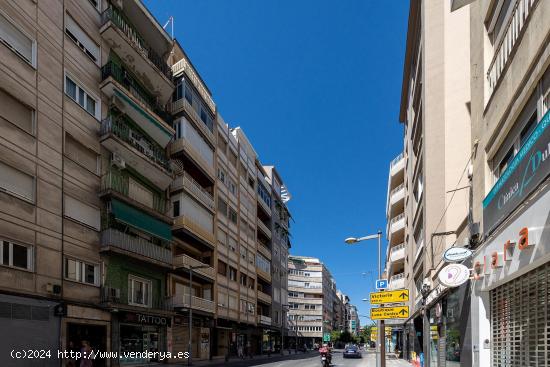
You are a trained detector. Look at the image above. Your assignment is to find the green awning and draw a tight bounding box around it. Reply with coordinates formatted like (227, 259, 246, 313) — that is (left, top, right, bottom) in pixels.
(111, 199, 172, 241)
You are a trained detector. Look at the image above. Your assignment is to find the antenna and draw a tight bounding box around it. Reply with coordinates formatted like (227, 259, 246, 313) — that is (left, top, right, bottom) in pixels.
(163, 16, 174, 39)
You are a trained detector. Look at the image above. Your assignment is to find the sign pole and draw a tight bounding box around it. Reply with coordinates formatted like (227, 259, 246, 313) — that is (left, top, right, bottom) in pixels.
(377, 231, 385, 367)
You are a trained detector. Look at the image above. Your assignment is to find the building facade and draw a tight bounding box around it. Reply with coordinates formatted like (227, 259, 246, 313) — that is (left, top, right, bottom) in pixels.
(396, 0, 473, 366)
(0, 0, 291, 365)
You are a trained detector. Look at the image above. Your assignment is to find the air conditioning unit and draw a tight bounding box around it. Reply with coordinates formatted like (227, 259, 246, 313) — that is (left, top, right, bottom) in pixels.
(46, 283, 62, 295)
(111, 153, 126, 169)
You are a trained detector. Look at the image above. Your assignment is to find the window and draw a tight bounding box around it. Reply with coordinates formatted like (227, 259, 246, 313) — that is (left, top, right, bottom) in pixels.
(0, 11, 35, 66)
(65, 134, 99, 174)
(240, 245, 247, 260)
(218, 260, 227, 276)
(248, 252, 254, 265)
(218, 168, 226, 184)
(305, 304, 316, 310)
(413, 171, 423, 203)
(65, 15, 99, 63)
(64, 257, 99, 285)
(88, 0, 100, 11)
(496, 147, 514, 179)
(228, 237, 237, 252)
(248, 176, 255, 189)
(256, 254, 271, 274)
(64, 195, 100, 230)
(229, 266, 237, 281)
(288, 303, 299, 310)
(0, 240, 32, 271)
(248, 277, 255, 290)
(173, 200, 180, 217)
(0, 161, 35, 203)
(487, 0, 514, 45)
(217, 197, 228, 217)
(228, 207, 238, 224)
(0, 88, 34, 134)
(128, 275, 152, 307)
(217, 228, 227, 247)
(218, 137, 227, 155)
(229, 150, 238, 167)
(64, 75, 99, 119)
(240, 273, 247, 286)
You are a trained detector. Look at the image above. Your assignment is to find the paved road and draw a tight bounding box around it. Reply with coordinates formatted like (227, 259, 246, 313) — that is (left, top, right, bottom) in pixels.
(197, 349, 410, 367)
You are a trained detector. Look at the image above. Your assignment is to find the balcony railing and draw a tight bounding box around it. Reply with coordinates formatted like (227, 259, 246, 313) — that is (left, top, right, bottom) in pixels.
(101, 7, 172, 80)
(171, 172, 214, 211)
(390, 213, 405, 227)
(101, 61, 171, 123)
(257, 220, 272, 238)
(100, 115, 170, 171)
(258, 315, 272, 325)
(486, 0, 539, 96)
(173, 253, 215, 279)
(101, 228, 172, 264)
(171, 294, 215, 313)
(390, 242, 406, 254)
(101, 170, 167, 214)
(101, 286, 172, 310)
(390, 273, 405, 282)
(171, 98, 214, 143)
(390, 183, 405, 198)
(390, 152, 404, 168)
(257, 290, 272, 304)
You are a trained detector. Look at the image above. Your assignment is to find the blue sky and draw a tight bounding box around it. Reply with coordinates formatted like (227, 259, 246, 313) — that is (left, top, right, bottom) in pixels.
(145, 0, 409, 325)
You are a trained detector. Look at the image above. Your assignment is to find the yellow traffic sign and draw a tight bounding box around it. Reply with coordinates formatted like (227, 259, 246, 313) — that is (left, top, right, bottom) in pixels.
(370, 290, 409, 304)
(370, 306, 409, 320)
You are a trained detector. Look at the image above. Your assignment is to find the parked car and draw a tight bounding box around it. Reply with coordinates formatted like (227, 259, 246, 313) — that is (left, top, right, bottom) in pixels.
(343, 345, 362, 358)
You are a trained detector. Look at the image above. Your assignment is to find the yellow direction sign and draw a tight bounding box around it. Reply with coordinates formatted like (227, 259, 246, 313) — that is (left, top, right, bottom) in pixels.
(370, 290, 409, 304)
(370, 306, 409, 320)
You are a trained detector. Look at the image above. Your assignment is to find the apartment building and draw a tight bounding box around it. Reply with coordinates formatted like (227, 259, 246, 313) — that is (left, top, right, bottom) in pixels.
(0, 0, 292, 365)
(452, 0, 550, 366)
(287, 256, 339, 348)
(397, 1, 472, 366)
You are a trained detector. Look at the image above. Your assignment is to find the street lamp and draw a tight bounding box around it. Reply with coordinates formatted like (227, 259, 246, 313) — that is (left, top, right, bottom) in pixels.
(345, 231, 385, 367)
(188, 264, 209, 366)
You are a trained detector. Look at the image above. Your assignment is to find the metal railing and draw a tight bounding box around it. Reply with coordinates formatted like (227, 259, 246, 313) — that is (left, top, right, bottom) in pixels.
(173, 253, 215, 279)
(390, 273, 405, 281)
(171, 172, 214, 210)
(390, 183, 405, 198)
(100, 115, 170, 171)
(257, 220, 272, 238)
(486, 0, 538, 96)
(101, 228, 172, 264)
(101, 170, 167, 213)
(100, 286, 173, 310)
(171, 98, 214, 141)
(390, 242, 406, 254)
(390, 213, 405, 226)
(390, 152, 404, 168)
(171, 294, 215, 313)
(258, 315, 272, 324)
(101, 7, 172, 80)
(101, 61, 171, 123)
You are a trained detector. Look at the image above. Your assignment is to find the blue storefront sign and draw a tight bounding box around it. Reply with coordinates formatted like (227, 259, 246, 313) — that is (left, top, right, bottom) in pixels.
(483, 109, 550, 234)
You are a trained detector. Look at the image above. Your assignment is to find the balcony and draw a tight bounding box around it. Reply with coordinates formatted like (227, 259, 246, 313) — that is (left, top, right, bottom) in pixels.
(256, 267, 272, 283)
(258, 315, 272, 326)
(257, 290, 272, 304)
(173, 253, 215, 281)
(257, 243, 272, 261)
(100, 228, 172, 266)
(171, 172, 214, 212)
(101, 169, 168, 217)
(389, 243, 406, 263)
(100, 116, 172, 189)
(257, 220, 272, 239)
(171, 294, 215, 314)
(174, 215, 215, 246)
(389, 273, 405, 290)
(101, 286, 172, 311)
(172, 57, 216, 114)
(171, 97, 215, 145)
(387, 183, 405, 218)
(388, 213, 405, 245)
(101, 61, 173, 147)
(389, 152, 405, 184)
(100, 6, 173, 102)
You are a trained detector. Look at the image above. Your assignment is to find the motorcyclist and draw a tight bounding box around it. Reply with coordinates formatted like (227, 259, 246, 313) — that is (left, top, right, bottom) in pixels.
(319, 343, 332, 365)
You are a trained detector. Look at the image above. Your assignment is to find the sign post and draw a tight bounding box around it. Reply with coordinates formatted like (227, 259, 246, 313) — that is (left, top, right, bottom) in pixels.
(370, 306, 409, 320)
(370, 290, 409, 304)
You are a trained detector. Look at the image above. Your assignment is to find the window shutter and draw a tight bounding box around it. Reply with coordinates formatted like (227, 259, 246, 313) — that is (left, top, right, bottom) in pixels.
(0, 88, 33, 134)
(0, 161, 34, 202)
(65, 15, 99, 62)
(64, 195, 100, 230)
(0, 12, 33, 64)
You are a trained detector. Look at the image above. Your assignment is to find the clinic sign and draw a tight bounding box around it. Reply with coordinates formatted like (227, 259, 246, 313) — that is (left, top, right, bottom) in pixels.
(483, 110, 550, 234)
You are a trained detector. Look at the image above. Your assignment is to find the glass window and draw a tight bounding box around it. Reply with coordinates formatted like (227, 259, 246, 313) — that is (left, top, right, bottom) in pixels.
(0, 12, 35, 65)
(1, 240, 32, 270)
(66, 77, 77, 100)
(173, 200, 180, 217)
(64, 257, 98, 285)
(129, 276, 152, 307)
(65, 75, 99, 119)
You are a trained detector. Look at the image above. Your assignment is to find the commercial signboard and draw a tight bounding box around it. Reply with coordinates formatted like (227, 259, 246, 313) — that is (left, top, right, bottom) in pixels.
(438, 264, 470, 287)
(370, 290, 409, 304)
(370, 306, 409, 320)
(443, 247, 473, 263)
(483, 110, 550, 234)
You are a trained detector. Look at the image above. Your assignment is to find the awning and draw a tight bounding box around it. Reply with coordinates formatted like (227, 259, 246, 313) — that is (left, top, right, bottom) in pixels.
(110, 199, 172, 241)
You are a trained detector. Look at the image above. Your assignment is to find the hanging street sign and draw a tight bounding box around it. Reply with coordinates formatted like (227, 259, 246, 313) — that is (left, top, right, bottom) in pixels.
(438, 263, 470, 287)
(370, 306, 409, 320)
(443, 247, 473, 263)
(370, 289, 409, 305)
(323, 333, 331, 342)
(376, 279, 388, 290)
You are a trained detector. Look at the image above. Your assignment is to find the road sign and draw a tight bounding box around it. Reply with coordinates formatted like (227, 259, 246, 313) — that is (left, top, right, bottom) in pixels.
(323, 333, 331, 342)
(376, 279, 388, 290)
(370, 289, 409, 304)
(370, 306, 409, 320)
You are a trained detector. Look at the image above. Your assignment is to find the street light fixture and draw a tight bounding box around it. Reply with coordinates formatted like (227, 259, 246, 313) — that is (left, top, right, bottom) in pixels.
(187, 264, 210, 366)
(344, 230, 385, 367)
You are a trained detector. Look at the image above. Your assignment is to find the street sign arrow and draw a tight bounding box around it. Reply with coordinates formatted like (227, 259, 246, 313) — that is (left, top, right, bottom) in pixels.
(399, 309, 407, 315)
(399, 292, 407, 299)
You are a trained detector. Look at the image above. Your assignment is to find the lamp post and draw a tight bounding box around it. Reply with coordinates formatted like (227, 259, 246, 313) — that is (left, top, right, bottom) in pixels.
(345, 231, 385, 367)
(188, 264, 210, 366)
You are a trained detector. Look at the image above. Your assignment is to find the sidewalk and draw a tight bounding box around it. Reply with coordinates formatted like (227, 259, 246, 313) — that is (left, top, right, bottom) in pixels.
(188, 350, 317, 367)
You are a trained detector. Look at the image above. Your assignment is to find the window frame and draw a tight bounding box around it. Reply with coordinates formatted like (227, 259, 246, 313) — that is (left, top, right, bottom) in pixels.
(0, 160, 36, 203)
(63, 257, 100, 286)
(64, 13, 100, 65)
(0, 9, 36, 67)
(0, 239, 33, 271)
(64, 72, 100, 120)
(128, 275, 153, 308)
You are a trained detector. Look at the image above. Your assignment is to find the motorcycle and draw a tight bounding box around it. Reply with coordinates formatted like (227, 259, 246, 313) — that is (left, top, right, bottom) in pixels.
(320, 352, 331, 367)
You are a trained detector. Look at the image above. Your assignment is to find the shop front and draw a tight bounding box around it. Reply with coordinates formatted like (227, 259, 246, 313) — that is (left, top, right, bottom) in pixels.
(171, 315, 211, 362)
(472, 181, 550, 367)
(113, 311, 169, 365)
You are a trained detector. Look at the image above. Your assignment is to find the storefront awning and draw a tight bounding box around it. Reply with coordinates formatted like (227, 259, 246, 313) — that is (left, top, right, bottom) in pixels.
(111, 199, 172, 241)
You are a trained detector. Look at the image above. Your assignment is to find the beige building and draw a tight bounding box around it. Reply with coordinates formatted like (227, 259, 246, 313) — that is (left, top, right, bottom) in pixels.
(455, 0, 550, 366)
(395, 0, 473, 365)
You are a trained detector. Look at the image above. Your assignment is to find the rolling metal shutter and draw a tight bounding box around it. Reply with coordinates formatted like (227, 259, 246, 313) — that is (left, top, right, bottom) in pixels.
(491, 262, 550, 366)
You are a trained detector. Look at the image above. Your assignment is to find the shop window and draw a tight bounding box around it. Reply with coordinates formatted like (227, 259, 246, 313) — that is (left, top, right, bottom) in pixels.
(64, 257, 99, 286)
(128, 275, 152, 307)
(0, 240, 32, 271)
